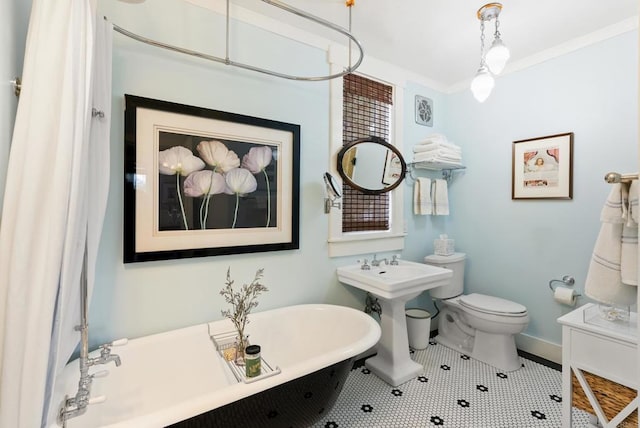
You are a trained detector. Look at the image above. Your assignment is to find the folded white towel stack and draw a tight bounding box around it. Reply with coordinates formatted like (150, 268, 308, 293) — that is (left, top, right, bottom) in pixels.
(413, 134, 463, 167)
(433, 179, 449, 216)
(414, 177, 432, 215)
(584, 183, 638, 306)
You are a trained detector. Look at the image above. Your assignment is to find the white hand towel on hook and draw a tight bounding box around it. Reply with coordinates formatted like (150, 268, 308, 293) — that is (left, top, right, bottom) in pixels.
(433, 179, 449, 215)
(414, 177, 432, 215)
(584, 183, 637, 306)
(629, 180, 638, 224)
(622, 180, 638, 285)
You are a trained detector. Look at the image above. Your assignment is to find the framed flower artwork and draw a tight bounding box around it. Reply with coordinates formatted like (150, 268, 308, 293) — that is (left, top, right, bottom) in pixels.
(123, 95, 300, 263)
(512, 132, 573, 200)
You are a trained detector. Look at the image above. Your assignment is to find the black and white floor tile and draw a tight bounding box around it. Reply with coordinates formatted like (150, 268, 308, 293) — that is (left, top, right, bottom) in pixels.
(311, 340, 592, 428)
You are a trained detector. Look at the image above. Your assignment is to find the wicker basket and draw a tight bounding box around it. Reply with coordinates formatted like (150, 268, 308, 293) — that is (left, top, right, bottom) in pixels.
(572, 370, 637, 426)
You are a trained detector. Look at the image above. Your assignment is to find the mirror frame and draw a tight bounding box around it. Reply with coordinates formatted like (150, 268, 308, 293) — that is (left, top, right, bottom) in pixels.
(337, 136, 407, 194)
(324, 172, 341, 199)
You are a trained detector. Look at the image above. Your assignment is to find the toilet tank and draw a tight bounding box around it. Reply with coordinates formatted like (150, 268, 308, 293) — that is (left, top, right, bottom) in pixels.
(424, 252, 466, 299)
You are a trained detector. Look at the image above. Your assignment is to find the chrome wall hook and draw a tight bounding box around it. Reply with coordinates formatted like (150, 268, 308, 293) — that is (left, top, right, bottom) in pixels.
(10, 77, 21, 97)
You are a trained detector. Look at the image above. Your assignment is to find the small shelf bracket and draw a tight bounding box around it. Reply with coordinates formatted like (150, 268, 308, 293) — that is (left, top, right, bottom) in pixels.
(407, 162, 466, 183)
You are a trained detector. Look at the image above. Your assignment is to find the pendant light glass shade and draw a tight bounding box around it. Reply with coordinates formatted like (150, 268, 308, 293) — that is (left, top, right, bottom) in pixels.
(470, 66, 494, 103)
(485, 37, 510, 75)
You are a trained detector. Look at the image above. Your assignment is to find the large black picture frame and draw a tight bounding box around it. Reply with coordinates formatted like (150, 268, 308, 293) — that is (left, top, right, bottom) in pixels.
(124, 95, 300, 263)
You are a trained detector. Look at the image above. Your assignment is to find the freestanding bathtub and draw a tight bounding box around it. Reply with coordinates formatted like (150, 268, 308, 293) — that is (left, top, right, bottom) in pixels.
(48, 304, 381, 428)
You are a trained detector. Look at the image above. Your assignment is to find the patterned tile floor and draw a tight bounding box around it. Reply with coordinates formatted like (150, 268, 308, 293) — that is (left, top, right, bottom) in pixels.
(311, 340, 593, 428)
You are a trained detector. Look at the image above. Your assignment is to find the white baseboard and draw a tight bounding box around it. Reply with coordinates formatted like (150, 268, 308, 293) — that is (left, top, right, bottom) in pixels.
(357, 333, 563, 366)
(515, 333, 562, 365)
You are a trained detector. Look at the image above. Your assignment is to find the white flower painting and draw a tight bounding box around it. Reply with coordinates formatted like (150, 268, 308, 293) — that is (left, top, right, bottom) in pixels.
(157, 132, 277, 231)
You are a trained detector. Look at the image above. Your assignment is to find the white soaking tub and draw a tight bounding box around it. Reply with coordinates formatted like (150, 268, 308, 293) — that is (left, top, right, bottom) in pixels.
(48, 304, 381, 428)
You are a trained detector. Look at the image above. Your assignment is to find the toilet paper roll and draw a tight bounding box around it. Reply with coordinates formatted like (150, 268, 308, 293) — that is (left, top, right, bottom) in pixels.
(554, 286, 578, 306)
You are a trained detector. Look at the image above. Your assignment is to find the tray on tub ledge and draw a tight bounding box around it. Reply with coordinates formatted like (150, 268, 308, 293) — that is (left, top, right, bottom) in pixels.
(210, 330, 281, 384)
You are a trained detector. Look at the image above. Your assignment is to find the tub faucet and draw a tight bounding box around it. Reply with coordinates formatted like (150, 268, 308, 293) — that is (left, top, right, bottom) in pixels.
(90, 339, 128, 367)
(371, 254, 388, 267)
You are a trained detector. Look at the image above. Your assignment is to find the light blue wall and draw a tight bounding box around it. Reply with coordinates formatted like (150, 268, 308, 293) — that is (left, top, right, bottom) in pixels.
(88, 0, 638, 351)
(444, 31, 638, 344)
(90, 1, 366, 347)
(0, 0, 29, 216)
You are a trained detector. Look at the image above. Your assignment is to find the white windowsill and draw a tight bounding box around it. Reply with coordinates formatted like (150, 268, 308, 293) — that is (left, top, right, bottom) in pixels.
(328, 233, 406, 258)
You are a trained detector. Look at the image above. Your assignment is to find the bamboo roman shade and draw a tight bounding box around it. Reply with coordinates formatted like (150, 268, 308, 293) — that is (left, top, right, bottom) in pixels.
(342, 74, 393, 233)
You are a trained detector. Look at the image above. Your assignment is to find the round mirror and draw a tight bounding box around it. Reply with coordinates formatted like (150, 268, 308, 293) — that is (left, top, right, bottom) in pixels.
(337, 137, 406, 194)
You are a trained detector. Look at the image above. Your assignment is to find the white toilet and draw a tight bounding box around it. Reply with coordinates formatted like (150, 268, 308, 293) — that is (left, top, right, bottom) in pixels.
(424, 253, 529, 372)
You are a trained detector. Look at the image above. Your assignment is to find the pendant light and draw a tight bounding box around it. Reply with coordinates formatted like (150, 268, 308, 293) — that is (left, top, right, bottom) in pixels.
(485, 4, 510, 74)
(470, 65, 494, 103)
(471, 3, 509, 102)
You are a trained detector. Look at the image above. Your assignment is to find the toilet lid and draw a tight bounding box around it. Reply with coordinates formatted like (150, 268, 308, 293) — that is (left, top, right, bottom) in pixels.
(459, 293, 527, 316)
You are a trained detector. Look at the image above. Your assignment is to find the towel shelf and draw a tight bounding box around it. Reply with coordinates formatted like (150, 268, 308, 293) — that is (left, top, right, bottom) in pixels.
(408, 161, 466, 182)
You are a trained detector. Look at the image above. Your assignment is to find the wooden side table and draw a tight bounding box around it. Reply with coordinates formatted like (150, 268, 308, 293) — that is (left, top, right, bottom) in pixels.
(558, 303, 638, 427)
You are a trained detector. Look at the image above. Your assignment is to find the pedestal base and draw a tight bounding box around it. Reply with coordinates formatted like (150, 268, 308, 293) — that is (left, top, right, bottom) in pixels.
(365, 354, 423, 386)
(364, 292, 423, 387)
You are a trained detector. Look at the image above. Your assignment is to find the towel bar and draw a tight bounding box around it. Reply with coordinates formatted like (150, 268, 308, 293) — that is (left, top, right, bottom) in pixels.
(604, 172, 638, 183)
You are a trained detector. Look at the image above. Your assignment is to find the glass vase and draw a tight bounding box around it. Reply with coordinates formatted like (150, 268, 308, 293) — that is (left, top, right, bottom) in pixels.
(234, 335, 248, 366)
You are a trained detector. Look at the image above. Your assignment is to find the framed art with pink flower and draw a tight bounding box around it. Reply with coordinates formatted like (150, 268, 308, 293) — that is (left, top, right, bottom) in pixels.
(512, 132, 573, 200)
(123, 95, 300, 263)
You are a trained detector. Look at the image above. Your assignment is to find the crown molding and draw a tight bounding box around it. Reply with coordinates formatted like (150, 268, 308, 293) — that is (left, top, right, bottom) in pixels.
(447, 16, 639, 94)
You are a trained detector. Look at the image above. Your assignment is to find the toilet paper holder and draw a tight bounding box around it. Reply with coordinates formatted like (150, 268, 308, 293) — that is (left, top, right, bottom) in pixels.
(549, 275, 580, 295)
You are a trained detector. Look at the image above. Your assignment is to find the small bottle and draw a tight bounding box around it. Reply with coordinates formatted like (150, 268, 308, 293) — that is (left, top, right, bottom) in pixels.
(245, 345, 261, 378)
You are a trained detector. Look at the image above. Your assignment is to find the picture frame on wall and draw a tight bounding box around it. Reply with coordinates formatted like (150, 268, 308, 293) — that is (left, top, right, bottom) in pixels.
(512, 132, 574, 200)
(123, 95, 300, 263)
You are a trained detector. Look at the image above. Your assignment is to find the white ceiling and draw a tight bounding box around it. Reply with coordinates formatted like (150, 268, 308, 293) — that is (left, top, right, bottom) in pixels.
(226, 0, 638, 90)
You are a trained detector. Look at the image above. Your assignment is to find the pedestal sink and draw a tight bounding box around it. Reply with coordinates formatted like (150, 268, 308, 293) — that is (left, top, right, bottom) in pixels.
(337, 260, 452, 386)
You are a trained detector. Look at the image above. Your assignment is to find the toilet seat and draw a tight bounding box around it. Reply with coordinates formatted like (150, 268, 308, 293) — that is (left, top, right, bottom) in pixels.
(459, 293, 527, 317)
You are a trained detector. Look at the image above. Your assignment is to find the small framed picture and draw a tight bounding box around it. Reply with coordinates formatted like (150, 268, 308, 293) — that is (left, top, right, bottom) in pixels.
(415, 95, 433, 127)
(512, 132, 574, 200)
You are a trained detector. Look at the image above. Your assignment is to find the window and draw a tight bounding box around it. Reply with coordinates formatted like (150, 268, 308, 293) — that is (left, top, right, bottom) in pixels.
(327, 53, 406, 257)
(342, 74, 392, 232)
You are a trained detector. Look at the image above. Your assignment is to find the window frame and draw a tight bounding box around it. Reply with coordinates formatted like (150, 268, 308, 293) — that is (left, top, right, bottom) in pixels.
(327, 46, 406, 257)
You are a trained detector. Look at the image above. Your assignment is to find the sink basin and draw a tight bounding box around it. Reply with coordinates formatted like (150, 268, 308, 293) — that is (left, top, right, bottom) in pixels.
(337, 259, 453, 386)
(337, 260, 452, 300)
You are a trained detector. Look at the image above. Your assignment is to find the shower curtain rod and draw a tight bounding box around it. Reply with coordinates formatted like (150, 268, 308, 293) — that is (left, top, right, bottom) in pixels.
(108, 0, 364, 82)
(604, 172, 638, 183)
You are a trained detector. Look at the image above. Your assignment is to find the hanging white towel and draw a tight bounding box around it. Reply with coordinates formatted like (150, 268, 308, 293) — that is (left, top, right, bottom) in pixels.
(433, 179, 449, 216)
(629, 180, 638, 224)
(414, 177, 432, 215)
(622, 181, 638, 285)
(584, 183, 637, 306)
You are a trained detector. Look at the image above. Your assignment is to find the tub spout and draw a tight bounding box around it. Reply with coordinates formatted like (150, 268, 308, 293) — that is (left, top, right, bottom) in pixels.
(91, 339, 127, 367)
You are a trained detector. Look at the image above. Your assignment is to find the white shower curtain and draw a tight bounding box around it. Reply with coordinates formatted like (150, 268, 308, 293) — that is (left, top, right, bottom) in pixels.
(0, 0, 111, 426)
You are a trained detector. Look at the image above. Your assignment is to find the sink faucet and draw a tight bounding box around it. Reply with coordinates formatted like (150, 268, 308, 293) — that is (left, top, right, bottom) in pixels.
(357, 259, 371, 270)
(390, 254, 399, 265)
(371, 254, 388, 267)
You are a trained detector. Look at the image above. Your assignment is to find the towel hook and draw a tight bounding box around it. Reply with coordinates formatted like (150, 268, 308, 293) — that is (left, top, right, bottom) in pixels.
(548, 275, 577, 292)
(10, 77, 21, 97)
